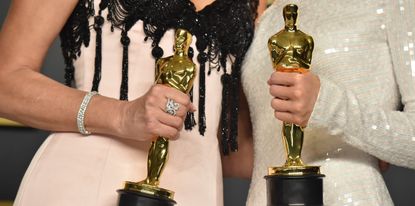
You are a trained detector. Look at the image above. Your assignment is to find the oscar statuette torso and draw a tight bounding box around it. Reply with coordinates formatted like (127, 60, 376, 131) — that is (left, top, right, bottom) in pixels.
(118, 28, 196, 206)
(265, 4, 324, 206)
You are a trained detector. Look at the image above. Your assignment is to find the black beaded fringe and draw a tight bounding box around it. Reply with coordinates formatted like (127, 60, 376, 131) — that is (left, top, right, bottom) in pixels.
(120, 30, 130, 100)
(60, 0, 256, 155)
(91, 17, 103, 91)
(184, 88, 197, 130)
(220, 73, 231, 155)
(196, 42, 208, 135)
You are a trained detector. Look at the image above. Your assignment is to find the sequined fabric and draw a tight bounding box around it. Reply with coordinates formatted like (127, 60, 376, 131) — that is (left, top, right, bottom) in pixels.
(243, 0, 415, 205)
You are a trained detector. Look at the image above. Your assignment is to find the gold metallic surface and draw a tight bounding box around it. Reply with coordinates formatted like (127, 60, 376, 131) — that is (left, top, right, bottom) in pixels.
(0, 118, 24, 127)
(268, 4, 314, 71)
(121, 28, 196, 200)
(0, 201, 13, 206)
(267, 4, 319, 176)
(124, 181, 175, 200)
(155, 29, 196, 94)
(268, 165, 321, 176)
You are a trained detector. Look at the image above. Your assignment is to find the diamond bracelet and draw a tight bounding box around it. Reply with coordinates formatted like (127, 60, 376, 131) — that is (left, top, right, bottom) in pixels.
(77, 91, 98, 135)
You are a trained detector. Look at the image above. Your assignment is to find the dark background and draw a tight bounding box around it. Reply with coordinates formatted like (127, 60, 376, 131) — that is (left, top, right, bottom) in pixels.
(1, 1, 415, 205)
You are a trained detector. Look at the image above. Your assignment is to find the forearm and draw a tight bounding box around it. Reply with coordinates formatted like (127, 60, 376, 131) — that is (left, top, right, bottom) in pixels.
(0, 67, 123, 136)
(308, 77, 415, 169)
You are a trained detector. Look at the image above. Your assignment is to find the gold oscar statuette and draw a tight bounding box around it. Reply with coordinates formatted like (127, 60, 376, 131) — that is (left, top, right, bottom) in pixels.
(265, 5, 324, 206)
(267, 4, 320, 177)
(118, 28, 196, 206)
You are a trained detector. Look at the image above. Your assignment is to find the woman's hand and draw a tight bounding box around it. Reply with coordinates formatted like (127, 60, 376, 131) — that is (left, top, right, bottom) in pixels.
(268, 71, 320, 127)
(118, 84, 195, 141)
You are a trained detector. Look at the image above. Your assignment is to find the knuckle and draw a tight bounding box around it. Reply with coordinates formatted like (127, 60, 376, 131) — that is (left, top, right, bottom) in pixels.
(293, 89, 302, 99)
(145, 95, 156, 106)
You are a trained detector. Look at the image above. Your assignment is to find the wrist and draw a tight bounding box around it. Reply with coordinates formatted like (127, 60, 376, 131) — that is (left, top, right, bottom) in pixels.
(83, 95, 127, 138)
(112, 100, 130, 138)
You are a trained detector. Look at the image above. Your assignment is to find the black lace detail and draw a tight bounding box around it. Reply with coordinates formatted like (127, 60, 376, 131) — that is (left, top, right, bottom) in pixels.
(60, 0, 256, 154)
(60, 0, 94, 86)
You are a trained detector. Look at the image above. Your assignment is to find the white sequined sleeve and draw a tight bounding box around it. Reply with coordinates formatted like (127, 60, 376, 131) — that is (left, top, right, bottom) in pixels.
(308, 0, 415, 169)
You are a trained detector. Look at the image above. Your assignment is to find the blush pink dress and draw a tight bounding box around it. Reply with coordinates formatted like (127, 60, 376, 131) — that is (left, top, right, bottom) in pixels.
(14, 4, 224, 206)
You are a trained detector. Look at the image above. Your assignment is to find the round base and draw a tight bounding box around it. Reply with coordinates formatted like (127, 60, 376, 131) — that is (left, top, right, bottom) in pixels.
(268, 165, 320, 176)
(264, 174, 324, 206)
(124, 181, 174, 200)
(118, 190, 176, 206)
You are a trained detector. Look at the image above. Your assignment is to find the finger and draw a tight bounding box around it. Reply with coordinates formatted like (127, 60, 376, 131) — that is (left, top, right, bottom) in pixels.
(271, 98, 292, 112)
(164, 96, 192, 113)
(159, 85, 192, 106)
(152, 120, 181, 140)
(190, 103, 197, 112)
(160, 98, 189, 118)
(269, 85, 292, 100)
(268, 71, 301, 86)
(157, 110, 184, 130)
(274, 111, 294, 123)
(151, 84, 191, 107)
(274, 111, 305, 126)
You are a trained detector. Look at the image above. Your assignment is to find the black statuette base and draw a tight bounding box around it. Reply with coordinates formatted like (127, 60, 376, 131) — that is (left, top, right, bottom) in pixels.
(118, 190, 176, 206)
(265, 174, 324, 206)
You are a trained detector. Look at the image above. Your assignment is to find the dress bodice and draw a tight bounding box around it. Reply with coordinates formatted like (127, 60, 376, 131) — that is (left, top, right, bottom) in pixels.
(14, 1, 257, 205)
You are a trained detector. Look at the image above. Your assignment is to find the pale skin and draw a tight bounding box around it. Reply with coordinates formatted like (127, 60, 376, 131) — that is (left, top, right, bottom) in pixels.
(268, 71, 320, 127)
(0, 0, 203, 142)
(0, 0, 386, 183)
(0, 0, 267, 179)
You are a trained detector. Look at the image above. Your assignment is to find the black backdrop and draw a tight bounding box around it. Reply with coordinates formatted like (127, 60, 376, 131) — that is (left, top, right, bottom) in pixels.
(0, 1, 414, 205)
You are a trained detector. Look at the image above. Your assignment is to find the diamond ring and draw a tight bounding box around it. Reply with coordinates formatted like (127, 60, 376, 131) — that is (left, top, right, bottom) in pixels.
(165, 98, 180, 116)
